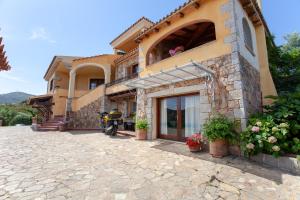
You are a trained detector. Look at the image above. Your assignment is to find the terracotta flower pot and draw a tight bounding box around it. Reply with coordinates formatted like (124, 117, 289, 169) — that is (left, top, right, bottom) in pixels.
(188, 144, 201, 152)
(136, 129, 147, 140)
(209, 139, 228, 158)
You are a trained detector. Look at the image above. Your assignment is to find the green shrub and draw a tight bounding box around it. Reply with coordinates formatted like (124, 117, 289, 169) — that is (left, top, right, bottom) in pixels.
(241, 115, 289, 157)
(0, 107, 17, 126)
(264, 92, 300, 135)
(241, 92, 300, 158)
(203, 114, 237, 143)
(9, 113, 32, 126)
(0, 104, 37, 126)
(136, 119, 148, 130)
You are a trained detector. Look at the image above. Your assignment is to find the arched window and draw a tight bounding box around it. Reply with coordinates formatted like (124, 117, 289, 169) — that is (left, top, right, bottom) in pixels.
(242, 18, 253, 52)
(147, 22, 216, 66)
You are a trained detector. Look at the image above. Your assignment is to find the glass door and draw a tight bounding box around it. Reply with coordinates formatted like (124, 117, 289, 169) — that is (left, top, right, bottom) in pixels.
(159, 97, 179, 140)
(158, 94, 201, 141)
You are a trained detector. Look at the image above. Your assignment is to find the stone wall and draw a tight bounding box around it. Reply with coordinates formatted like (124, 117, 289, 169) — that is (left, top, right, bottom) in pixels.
(136, 53, 263, 139)
(68, 97, 108, 129)
(240, 55, 262, 118)
(115, 50, 138, 80)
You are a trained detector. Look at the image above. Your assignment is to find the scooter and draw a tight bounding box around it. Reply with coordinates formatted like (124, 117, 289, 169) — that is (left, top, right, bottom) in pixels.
(105, 119, 119, 136)
(104, 109, 122, 136)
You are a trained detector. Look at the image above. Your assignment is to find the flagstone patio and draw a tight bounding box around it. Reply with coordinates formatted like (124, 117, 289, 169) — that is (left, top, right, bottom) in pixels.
(0, 127, 299, 200)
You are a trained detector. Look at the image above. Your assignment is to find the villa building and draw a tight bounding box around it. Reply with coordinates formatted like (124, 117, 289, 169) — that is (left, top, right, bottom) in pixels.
(29, 0, 277, 141)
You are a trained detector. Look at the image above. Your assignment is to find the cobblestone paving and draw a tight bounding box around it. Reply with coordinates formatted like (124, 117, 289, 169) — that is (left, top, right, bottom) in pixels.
(0, 127, 299, 200)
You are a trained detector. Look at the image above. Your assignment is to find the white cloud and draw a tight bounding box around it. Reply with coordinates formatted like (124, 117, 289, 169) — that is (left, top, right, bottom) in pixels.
(29, 27, 56, 44)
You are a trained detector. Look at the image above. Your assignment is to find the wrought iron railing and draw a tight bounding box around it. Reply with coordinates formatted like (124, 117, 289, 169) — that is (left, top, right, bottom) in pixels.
(106, 73, 138, 87)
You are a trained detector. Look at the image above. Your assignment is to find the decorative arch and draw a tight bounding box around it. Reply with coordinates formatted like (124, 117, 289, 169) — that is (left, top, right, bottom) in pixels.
(71, 63, 111, 84)
(146, 20, 216, 66)
(242, 18, 253, 52)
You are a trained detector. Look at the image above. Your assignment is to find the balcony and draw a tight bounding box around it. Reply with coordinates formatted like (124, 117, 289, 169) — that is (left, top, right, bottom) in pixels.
(106, 73, 138, 87)
(146, 22, 216, 66)
(105, 73, 138, 95)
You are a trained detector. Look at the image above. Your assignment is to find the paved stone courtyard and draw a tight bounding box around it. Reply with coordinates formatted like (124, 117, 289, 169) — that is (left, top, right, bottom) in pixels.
(0, 127, 299, 200)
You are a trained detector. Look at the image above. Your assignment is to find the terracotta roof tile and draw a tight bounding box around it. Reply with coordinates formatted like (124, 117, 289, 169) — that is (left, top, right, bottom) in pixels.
(73, 54, 113, 62)
(110, 17, 154, 45)
(136, 0, 195, 41)
(136, 0, 271, 41)
(43, 56, 81, 79)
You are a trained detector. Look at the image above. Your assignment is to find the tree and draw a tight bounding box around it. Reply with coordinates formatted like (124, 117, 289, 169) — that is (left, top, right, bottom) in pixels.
(267, 32, 300, 93)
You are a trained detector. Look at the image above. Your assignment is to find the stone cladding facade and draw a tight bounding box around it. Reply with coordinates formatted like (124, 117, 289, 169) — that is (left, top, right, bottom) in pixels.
(136, 53, 262, 139)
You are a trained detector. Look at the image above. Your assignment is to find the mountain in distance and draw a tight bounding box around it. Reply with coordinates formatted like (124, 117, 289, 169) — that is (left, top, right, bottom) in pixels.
(0, 92, 33, 104)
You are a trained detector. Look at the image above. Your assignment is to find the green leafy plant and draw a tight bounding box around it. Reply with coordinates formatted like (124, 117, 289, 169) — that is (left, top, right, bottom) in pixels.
(241, 114, 292, 158)
(267, 32, 300, 93)
(136, 119, 148, 130)
(264, 92, 300, 135)
(0, 104, 37, 126)
(9, 113, 32, 126)
(203, 114, 236, 143)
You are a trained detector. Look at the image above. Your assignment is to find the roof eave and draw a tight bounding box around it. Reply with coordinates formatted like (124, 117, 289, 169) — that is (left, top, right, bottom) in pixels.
(110, 17, 154, 46)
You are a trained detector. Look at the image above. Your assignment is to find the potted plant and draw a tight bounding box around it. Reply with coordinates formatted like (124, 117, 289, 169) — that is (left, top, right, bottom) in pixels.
(186, 133, 203, 152)
(135, 118, 148, 140)
(203, 114, 236, 158)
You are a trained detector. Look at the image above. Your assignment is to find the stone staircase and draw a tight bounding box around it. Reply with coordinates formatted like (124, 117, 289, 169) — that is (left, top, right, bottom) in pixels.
(37, 116, 64, 131)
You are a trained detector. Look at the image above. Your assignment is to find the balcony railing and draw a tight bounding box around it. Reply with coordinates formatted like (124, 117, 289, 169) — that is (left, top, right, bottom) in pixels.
(106, 73, 138, 87)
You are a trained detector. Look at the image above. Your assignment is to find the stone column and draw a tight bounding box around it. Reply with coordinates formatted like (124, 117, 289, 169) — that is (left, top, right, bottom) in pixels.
(65, 70, 76, 120)
(136, 88, 146, 119)
(68, 70, 76, 99)
(100, 96, 111, 113)
(104, 66, 111, 84)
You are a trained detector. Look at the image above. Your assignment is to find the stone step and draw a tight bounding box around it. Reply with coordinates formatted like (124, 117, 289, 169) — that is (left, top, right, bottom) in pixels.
(45, 121, 63, 124)
(40, 125, 60, 128)
(37, 127, 59, 131)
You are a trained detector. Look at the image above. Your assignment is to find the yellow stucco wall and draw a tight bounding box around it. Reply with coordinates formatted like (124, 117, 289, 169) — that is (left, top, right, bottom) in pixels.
(106, 83, 132, 95)
(139, 0, 231, 77)
(255, 26, 277, 105)
(56, 71, 69, 89)
(52, 89, 68, 116)
(72, 55, 120, 71)
(74, 72, 105, 98)
(48, 63, 70, 116)
(73, 85, 105, 111)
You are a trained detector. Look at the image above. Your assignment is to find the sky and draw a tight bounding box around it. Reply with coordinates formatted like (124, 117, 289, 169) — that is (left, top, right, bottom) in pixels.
(0, 0, 299, 95)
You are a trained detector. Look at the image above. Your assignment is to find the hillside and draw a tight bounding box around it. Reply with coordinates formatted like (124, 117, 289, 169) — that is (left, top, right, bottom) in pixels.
(0, 92, 33, 104)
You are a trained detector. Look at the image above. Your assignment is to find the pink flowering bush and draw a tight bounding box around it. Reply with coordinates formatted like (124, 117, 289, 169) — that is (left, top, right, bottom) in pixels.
(241, 115, 289, 158)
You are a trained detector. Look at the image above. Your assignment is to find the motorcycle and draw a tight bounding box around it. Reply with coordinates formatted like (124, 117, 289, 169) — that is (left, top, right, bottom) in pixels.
(101, 109, 122, 136)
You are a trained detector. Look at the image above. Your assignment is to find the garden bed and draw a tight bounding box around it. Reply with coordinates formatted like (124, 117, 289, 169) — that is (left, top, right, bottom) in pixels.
(250, 153, 300, 175)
